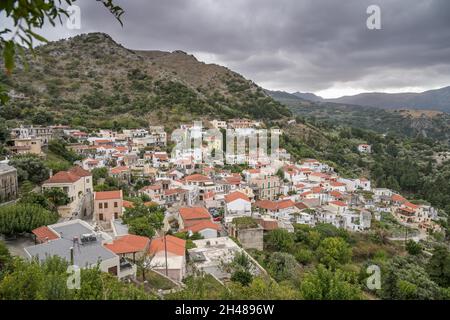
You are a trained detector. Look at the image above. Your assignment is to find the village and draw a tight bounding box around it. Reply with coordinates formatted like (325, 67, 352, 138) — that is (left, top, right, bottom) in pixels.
(0, 119, 444, 289)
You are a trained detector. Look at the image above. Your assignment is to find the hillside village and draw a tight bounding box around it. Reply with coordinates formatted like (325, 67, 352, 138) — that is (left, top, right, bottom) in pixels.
(0, 118, 444, 290)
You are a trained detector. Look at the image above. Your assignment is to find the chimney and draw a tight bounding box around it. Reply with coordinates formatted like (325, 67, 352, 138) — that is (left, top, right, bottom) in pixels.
(49, 169, 53, 178)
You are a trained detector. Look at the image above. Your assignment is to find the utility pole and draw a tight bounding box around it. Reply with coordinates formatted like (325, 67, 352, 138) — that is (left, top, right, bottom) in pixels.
(164, 232, 169, 277)
(404, 226, 408, 246)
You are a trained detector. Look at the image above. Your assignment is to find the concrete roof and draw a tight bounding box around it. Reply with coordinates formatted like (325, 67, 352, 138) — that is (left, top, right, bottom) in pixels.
(25, 220, 116, 268)
(0, 163, 16, 173)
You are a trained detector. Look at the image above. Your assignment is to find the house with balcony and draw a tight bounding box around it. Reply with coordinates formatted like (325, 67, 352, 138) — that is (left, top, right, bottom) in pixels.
(41, 166, 93, 218)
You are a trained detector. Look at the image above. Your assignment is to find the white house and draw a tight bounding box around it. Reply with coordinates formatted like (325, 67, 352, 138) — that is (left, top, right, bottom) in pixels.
(224, 191, 252, 222)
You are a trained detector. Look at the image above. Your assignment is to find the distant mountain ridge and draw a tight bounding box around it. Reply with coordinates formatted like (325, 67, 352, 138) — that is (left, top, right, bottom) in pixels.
(266, 89, 450, 143)
(292, 91, 324, 102)
(267, 86, 450, 113)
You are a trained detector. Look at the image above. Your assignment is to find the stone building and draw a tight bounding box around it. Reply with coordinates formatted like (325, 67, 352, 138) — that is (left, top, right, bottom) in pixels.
(0, 163, 19, 204)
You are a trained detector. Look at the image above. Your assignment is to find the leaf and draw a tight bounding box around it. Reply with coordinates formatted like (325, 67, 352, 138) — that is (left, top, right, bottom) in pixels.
(3, 40, 15, 75)
(25, 29, 49, 43)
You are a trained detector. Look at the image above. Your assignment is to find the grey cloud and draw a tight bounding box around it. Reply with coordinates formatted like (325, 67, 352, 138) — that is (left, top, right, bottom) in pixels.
(26, 0, 450, 96)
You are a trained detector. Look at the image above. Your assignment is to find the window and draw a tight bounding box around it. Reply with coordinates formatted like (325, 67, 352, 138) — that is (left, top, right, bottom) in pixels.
(104, 202, 108, 209)
(114, 202, 118, 208)
(99, 203, 103, 209)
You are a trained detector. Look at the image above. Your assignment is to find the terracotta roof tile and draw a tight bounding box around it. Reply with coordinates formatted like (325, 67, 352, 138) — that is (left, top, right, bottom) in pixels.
(104, 235, 150, 254)
(224, 191, 250, 203)
(149, 235, 185, 256)
(32, 226, 59, 242)
(179, 207, 211, 220)
(95, 190, 122, 200)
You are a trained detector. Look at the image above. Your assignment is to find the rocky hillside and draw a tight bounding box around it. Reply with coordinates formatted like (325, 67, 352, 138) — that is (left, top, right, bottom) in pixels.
(0, 33, 290, 130)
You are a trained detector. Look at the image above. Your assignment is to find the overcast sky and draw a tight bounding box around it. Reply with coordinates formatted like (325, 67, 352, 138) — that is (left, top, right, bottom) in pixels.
(9, 0, 450, 98)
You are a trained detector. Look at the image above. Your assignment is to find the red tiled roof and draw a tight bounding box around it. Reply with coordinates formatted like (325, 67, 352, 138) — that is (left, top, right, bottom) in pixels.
(404, 202, 419, 210)
(32, 226, 59, 242)
(149, 235, 186, 256)
(44, 171, 81, 184)
(141, 185, 162, 191)
(179, 207, 211, 221)
(185, 174, 211, 182)
(123, 200, 135, 209)
(312, 187, 324, 194)
(110, 166, 129, 174)
(310, 172, 329, 178)
(330, 181, 346, 187)
(295, 202, 308, 210)
(224, 191, 250, 203)
(69, 166, 91, 177)
(104, 235, 150, 254)
(164, 188, 186, 196)
(224, 176, 241, 185)
(255, 199, 295, 211)
(95, 190, 122, 200)
(330, 190, 344, 198)
(182, 220, 220, 233)
(153, 153, 168, 160)
(330, 200, 347, 207)
(391, 194, 407, 203)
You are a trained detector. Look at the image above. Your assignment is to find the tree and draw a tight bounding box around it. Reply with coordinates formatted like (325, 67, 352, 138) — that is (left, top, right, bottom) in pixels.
(264, 229, 295, 252)
(300, 264, 362, 300)
(18, 192, 53, 211)
(124, 203, 164, 238)
(127, 216, 156, 238)
(0, 256, 152, 300)
(231, 270, 253, 287)
(406, 240, 422, 255)
(426, 246, 450, 288)
(294, 246, 313, 265)
(9, 155, 49, 184)
(228, 252, 253, 286)
(0, 204, 59, 235)
(266, 252, 298, 282)
(226, 277, 300, 300)
(48, 139, 81, 163)
(317, 237, 352, 269)
(92, 167, 108, 185)
(381, 257, 442, 300)
(0, 241, 12, 279)
(43, 188, 70, 207)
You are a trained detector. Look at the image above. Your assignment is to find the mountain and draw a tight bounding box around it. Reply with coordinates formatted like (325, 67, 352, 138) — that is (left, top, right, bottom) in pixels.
(292, 91, 324, 102)
(0, 33, 291, 130)
(268, 86, 450, 113)
(327, 86, 450, 113)
(266, 90, 450, 143)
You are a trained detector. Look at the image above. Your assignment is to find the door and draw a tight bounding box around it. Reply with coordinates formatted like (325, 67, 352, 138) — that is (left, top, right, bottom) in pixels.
(99, 213, 104, 221)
